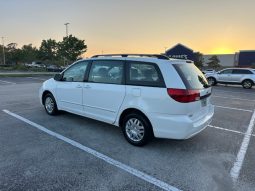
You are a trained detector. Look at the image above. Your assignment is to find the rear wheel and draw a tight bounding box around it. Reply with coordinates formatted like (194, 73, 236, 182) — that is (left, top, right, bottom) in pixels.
(242, 80, 253, 89)
(121, 113, 153, 146)
(207, 77, 217, 86)
(43, 93, 58, 115)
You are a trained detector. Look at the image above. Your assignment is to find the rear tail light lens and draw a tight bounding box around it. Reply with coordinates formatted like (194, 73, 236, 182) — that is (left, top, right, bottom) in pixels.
(167, 88, 200, 103)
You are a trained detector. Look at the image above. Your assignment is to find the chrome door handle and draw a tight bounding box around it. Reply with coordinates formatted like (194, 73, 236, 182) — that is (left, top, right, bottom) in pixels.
(76, 85, 82, 88)
(84, 85, 91, 89)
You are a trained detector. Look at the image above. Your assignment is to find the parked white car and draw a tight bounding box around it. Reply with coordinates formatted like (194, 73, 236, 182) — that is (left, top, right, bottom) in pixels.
(25, 62, 46, 68)
(206, 68, 255, 89)
(202, 69, 216, 74)
(39, 54, 214, 146)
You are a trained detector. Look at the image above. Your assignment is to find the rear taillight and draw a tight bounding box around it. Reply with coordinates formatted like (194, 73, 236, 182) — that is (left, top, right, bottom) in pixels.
(167, 88, 200, 103)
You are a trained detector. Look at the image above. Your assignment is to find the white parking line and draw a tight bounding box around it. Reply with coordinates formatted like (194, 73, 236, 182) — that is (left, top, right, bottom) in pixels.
(0, 79, 16, 85)
(213, 90, 255, 96)
(230, 109, 255, 183)
(214, 105, 253, 113)
(2, 109, 181, 191)
(26, 77, 46, 81)
(212, 95, 255, 102)
(208, 125, 255, 137)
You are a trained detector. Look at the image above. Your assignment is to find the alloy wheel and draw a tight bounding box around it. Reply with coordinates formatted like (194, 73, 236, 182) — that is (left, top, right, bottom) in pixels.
(125, 118, 145, 142)
(45, 97, 54, 114)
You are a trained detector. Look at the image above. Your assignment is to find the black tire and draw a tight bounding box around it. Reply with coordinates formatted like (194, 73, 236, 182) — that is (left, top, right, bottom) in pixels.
(43, 93, 58, 115)
(207, 77, 217, 86)
(121, 113, 153, 146)
(242, 80, 253, 89)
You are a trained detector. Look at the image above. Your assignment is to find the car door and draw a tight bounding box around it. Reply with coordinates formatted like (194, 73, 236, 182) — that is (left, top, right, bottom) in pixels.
(123, 60, 166, 117)
(231, 69, 244, 83)
(232, 69, 253, 83)
(55, 61, 89, 115)
(218, 69, 233, 82)
(83, 60, 125, 124)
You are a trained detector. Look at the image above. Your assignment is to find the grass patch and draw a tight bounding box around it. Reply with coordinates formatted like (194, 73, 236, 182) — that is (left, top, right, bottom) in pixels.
(0, 73, 56, 77)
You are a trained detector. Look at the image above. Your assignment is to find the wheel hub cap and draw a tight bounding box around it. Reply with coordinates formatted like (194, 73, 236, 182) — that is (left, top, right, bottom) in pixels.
(45, 97, 54, 113)
(244, 81, 251, 88)
(208, 78, 214, 85)
(125, 118, 145, 142)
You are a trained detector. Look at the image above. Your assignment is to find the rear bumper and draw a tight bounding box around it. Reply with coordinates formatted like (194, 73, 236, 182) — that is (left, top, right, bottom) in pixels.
(148, 104, 214, 139)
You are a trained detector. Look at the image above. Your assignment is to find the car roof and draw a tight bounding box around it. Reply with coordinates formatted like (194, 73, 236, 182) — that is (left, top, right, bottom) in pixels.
(222, 68, 253, 70)
(79, 56, 191, 65)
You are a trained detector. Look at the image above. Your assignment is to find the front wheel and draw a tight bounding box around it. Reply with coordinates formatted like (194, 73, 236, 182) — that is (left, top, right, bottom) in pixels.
(122, 113, 153, 146)
(43, 93, 58, 115)
(242, 80, 253, 89)
(207, 77, 217, 86)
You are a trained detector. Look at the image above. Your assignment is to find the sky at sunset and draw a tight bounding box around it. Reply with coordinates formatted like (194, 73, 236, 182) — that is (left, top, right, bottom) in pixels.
(0, 0, 255, 57)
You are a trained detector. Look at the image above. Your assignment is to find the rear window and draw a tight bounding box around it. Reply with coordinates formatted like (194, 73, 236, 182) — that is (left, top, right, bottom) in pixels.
(173, 64, 209, 89)
(232, 69, 253, 74)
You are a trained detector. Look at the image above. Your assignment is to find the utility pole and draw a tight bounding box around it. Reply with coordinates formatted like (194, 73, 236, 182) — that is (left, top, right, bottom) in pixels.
(164, 47, 168, 53)
(64, 23, 70, 66)
(1, 37, 5, 65)
(64, 23, 70, 37)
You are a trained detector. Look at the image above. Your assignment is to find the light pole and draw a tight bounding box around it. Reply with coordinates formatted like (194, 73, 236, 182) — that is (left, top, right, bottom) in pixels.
(64, 23, 70, 37)
(1, 37, 5, 65)
(64, 23, 70, 66)
(164, 47, 168, 53)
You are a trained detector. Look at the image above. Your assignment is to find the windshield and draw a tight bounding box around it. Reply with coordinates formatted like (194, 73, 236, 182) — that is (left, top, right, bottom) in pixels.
(173, 64, 209, 89)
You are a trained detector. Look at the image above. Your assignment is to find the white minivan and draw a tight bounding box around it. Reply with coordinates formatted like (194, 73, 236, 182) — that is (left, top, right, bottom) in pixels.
(39, 54, 214, 146)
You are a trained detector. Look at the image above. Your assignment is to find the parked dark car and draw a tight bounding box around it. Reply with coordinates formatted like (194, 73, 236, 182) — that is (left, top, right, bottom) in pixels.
(46, 65, 63, 72)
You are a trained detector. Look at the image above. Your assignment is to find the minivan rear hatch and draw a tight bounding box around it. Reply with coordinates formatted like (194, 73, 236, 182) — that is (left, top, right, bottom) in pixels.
(169, 63, 211, 103)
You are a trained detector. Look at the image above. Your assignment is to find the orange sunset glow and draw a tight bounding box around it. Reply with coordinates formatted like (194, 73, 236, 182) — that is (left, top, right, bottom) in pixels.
(1, 0, 255, 57)
(210, 47, 235, 55)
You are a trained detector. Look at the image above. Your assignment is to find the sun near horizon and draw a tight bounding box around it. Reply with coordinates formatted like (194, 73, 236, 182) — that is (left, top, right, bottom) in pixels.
(209, 47, 235, 55)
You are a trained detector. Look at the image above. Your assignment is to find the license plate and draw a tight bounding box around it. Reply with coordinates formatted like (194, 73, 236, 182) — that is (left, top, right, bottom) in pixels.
(201, 98, 207, 107)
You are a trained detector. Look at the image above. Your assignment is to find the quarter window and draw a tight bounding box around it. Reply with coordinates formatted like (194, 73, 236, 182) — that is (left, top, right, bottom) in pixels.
(88, 60, 124, 84)
(232, 69, 253, 74)
(62, 61, 89, 82)
(127, 62, 164, 87)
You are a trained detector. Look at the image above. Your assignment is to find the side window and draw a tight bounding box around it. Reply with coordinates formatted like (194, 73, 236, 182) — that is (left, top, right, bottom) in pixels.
(232, 69, 253, 74)
(241, 70, 253, 74)
(127, 61, 164, 87)
(219, 69, 233, 74)
(88, 60, 124, 84)
(232, 69, 242, 74)
(62, 61, 88, 82)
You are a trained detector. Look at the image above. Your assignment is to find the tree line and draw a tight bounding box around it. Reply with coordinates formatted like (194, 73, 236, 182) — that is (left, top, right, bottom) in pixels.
(0, 35, 87, 66)
(1, 36, 221, 69)
(194, 53, 221, 69)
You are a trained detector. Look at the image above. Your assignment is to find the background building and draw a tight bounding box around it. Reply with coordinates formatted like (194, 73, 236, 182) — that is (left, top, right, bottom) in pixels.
(238, 51, 255, 67)
(203, 54, 236, 67)
(165, 44, 195, 61)
(164, 43, 255, 68)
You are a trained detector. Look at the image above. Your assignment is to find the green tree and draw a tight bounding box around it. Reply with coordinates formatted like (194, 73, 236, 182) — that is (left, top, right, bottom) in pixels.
(0, 45, 5, 65)
(194, 52, 204, 68)
(38, 39, 58, 63)
(19, 44, 38, 63)
(207, 55, 221, 69)
(58, 35, 87, 63)
(6, 43, 23, 65)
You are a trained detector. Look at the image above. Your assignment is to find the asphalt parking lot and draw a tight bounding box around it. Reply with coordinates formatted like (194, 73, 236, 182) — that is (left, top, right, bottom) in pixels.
(0, 76, 254, 191)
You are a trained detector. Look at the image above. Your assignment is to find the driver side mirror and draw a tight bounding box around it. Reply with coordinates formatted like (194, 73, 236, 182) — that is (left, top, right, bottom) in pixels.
(54, 73, 63, 81)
